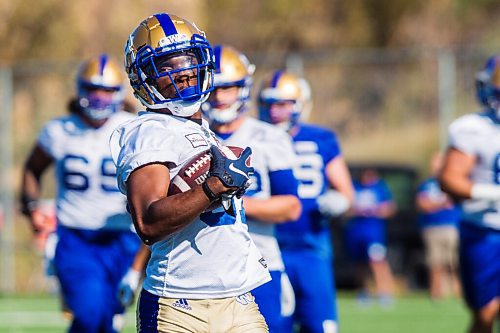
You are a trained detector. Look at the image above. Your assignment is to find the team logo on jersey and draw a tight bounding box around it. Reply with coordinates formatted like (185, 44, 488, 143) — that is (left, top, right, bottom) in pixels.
(172, 298, 192, 310)
(258, 257, 268, 268)
(235, 293, 254, 305)
(185, 133, 208, 148)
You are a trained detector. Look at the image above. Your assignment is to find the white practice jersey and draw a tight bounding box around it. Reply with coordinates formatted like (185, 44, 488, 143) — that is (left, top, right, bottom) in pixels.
(37, 111, 134, 231)
(218, 117, 297, 271)
(448, 111, 500, 229)
(109, 111, 270, 299)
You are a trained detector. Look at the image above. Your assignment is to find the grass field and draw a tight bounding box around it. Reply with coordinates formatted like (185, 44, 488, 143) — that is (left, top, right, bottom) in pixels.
(0, 292, 470, 333)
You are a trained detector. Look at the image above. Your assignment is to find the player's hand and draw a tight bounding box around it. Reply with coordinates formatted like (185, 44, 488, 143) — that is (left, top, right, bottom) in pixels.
(209, 145, 253, 195)
(117, 268, 141, 308)
(30, 209, 48, 233)
(317, 190, 350, 217)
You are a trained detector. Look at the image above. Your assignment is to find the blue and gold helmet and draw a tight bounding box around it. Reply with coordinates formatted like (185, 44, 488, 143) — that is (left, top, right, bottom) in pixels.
(476, 55, 500, 119)
(202, 45, 255, 124)
(77, 54, 125, 121)
(258, 70, 304, 131)
(124, 13, 215, 117)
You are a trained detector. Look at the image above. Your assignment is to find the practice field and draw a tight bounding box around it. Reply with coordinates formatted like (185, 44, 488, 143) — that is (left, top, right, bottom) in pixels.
(0, 292, 469, 333)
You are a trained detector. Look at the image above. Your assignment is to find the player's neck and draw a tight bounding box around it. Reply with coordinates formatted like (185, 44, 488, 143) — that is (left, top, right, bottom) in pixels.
(213, 115, 245, 134)
(78, 114, 107, 129)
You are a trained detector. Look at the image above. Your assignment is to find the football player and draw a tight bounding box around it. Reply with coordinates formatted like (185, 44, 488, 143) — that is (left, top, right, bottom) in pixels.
(202, 45, 302, 333)
(110, 13, 271, 332)
(259, 70, 354, 333)
(20, 54, 141, 333)
(416, 152, 461, 301)
(344, 168, 396, 306)
(439, 55, 500, 333)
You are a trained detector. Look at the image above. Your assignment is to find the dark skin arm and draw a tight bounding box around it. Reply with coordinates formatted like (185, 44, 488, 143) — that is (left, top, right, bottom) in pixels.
(21, 145, 54, 232)
(126, 163, 230, 245)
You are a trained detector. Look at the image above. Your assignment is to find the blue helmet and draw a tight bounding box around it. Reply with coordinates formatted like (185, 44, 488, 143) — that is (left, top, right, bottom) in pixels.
(257, 70, 307, 131)
(76, 54, 125, 121)
(202, 45, 255, 124)
(476, 55, 500, 119)
(124, 13, 215, 117)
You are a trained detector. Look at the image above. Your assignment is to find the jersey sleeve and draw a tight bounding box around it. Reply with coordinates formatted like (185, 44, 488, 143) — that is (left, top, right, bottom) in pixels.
(321, 130, 341, 164)
(37, 120, 62, 159)
(263, 127, 299, 196)
(265, 129, 297, 172)
(448, 114, 483, 155)
(110, 119, 181, 194)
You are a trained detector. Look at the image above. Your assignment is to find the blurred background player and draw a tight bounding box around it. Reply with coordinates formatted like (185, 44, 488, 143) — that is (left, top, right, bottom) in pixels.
(344, 167, 396, 307)
(416, 152, 461, 301)
(112, 13, 270, 332)
(203, 44, 302, 332)
(259, 70, 354, 333)
(439, 55, 500, 333)
(20, 54, 141, 333)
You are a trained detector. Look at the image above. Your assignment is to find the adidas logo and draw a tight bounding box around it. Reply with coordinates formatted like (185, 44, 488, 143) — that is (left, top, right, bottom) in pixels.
(172, 298, 192, 310)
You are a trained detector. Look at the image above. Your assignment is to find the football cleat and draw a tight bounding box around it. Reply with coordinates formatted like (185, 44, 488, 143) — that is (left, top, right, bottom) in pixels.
(202, 45, 255, 124)
(257, 70, 305, 131)
(76, 54, 125, 121)
(476, 54, 500, 120)
(124, 13, 215, 117)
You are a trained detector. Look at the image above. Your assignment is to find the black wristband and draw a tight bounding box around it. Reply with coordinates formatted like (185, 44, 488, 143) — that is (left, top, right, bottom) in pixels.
(20, 194, 38, 217)
(202, 181, 219, 203)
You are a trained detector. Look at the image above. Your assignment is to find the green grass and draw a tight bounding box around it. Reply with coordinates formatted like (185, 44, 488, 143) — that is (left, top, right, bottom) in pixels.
(0, 292, 470, 333)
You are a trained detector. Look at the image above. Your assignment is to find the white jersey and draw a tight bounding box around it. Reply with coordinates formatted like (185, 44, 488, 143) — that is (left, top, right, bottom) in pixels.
(448, 111, 500, 229)
(37, 111, 134, 231)
(109, 111, 270, 299)
(217, 117, 297, 271)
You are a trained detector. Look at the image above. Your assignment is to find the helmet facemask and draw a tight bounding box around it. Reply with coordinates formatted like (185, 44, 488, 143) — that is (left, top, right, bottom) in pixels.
(203, 82, 251, 125)
(476, 55, 500, 121)
(258, 97, 301, 131)
(76, 55, 124, 121)
(129, 34, 214, 117)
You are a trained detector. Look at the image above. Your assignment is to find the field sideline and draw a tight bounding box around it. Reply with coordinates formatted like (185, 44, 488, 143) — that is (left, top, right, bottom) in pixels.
(0, 292, 470, 333)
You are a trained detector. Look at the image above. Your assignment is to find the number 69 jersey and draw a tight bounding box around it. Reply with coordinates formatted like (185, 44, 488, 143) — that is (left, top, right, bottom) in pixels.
(37, 111, 134, 231)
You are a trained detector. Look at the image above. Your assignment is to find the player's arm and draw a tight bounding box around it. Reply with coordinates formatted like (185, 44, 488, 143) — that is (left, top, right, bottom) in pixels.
(325, 156, 355, 205)
(243, 169, 301, 223)
(439, 147, 476, 200)
(118, 244, 150, 307)
(415, 192, 451, 213)
(375, 200, 396, 218)
(127, 146, 253, 244)
(319, 155, 355, 217)
(20, 144, 54, 233)
(127, 163, 225, 244)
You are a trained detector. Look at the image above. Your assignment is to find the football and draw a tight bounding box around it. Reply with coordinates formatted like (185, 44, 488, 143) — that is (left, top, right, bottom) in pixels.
(168, 145, 244, 211)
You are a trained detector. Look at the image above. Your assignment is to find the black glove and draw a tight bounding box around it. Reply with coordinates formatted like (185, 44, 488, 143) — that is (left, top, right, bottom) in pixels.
(209, 145, 253, 195)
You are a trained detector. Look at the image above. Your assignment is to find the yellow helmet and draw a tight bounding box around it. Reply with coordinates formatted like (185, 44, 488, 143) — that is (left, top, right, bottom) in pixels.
(124, 13, 215, 117)
(76, 54, 125, 120)
(202, 44, 255, 124)
(258, 70, 304, 130)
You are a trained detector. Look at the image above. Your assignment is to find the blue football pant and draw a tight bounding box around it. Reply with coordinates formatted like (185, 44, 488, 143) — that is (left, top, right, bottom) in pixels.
(459, 223, 500, 310)
(281, 250, 338, 333)
(54, 226, 141, 333)
(252, 270, 285, 333)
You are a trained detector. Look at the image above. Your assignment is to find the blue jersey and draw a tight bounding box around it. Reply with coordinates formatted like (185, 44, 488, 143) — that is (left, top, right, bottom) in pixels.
(416, 177, 461, 229)
(349, 179, 393, 225)
(276, 124, 341, 257)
